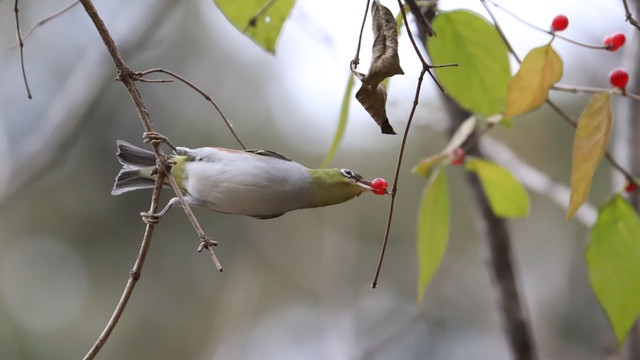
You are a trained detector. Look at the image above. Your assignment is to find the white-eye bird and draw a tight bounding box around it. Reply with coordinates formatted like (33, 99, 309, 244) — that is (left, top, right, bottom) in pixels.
(112, 141, 387, 219)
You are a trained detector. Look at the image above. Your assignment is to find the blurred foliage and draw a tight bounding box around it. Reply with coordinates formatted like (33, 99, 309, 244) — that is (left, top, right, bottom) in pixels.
(0, 0, 627, 359)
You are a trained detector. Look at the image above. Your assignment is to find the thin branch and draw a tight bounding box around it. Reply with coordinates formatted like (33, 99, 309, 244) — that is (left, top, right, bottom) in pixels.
(398, 0, 458, 94)
(0, 0, 173, 210)
(482, 0, 609, 50)
(623, 0, 640, 31)
(400, 1, 457, 94)
(372, 66, 426, 288)
(77, 0, 222, 358)
(14, 0, 32, 99)
(13, 0, 79, 45)
(480, 0, 520, 63)
(83, 171, 166, 360)
(351, 0, 372, 74)
(137, 68, 247, 150)
(164, 170, 223, 271)
(546, 99, 637, 182)
(552, 83, 640, 101)
(404, 0, 435, 36)
(372, 0, 441, 287)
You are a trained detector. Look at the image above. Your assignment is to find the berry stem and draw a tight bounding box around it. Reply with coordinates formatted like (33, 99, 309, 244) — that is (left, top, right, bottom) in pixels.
(483, 0, 609, 49)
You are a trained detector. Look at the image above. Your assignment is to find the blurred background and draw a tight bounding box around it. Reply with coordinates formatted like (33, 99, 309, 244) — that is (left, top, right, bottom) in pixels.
(0, 0, 633, 359)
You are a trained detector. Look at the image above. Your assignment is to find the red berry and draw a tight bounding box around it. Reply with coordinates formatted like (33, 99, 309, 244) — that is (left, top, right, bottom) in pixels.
(626, 181, 638, 193)
(450, 147, 465, 166)
(612, 33, 626, 48)
(610, 68, 629, 89)
(604, 36, 615, 50)
(371, 178, 388, 195)
(551, 15, 569, 32)
(605, 33, 626, 51)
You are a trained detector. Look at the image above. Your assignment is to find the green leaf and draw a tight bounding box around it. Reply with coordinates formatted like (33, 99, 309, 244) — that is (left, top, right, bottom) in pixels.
(503, 43, 563, 118)
(427, 10, 511, 116)
(417, 169, 450, 304)
(466, 157, 529, 218)
(213, 0, 295, 53)
(568, 93, 612, 220)
(322, 76, 354, 168)
(586, 195, 640, 347)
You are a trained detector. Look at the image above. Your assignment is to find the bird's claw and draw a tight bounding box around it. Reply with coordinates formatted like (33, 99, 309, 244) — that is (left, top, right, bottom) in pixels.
(140, 211, 162, 225)
(142, 132, 177, 152)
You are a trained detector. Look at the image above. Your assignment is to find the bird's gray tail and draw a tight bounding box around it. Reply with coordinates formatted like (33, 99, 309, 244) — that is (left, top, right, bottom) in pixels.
(111, 140, 157, 195)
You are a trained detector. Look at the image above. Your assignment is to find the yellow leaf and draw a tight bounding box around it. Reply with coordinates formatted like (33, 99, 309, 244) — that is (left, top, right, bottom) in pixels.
(568, 93, 612, 219)
(503, 44, 563, 118)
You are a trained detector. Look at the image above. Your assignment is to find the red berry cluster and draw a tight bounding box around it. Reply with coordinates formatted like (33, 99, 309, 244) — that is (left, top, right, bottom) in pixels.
(604, 33, 626, 51)
(551, 15, 569, 32)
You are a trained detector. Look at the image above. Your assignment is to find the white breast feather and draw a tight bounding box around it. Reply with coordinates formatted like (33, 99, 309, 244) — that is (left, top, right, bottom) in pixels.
(182, 148, 313, 217)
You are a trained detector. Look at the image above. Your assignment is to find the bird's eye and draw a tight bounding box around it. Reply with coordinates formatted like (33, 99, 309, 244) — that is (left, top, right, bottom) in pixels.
(341, 169, 355, 178)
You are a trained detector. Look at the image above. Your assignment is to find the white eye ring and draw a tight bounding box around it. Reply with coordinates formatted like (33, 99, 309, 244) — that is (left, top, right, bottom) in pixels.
(341, 169, 354, 178)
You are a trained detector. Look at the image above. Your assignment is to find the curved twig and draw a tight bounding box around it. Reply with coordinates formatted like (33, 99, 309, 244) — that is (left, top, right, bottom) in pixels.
(137, 68, 247, 150)
(13, 0, 80, 45)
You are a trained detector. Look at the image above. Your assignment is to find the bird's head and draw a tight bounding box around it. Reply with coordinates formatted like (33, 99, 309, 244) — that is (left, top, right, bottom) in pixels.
(306, 168, 388, 207)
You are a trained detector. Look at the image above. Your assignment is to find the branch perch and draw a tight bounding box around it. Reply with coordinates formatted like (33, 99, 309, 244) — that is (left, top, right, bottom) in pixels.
(77, 0, 222, 358)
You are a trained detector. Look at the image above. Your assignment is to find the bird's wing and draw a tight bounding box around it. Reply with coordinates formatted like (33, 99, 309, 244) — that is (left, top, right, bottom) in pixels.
(244, 149, 292, 162)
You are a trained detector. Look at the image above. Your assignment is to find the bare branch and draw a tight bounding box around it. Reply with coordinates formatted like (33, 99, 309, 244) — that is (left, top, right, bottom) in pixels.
(0, 0, 174, 208)
(76, 0, 222, 358)
(482, 0, 609, 50)
(372, 66, 427, 288)
(83, 170, 166, 360)
(351, 0, 372, 73)
(552, 83, 640, 101)
(14, 0, 32, 99)
(137, 68, 247, 150)
(13, 0, 79, 45)
(622, 0, 640, 31)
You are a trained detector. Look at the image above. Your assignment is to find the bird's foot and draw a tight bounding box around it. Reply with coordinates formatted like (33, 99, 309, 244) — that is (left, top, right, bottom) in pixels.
(142, 132, 178, 152)
(140, 211, 162, 225)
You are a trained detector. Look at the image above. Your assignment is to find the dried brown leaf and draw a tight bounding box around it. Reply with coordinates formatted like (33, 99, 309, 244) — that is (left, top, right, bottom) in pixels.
(356, 83, 396, 134)
(363, 0, 404, 86)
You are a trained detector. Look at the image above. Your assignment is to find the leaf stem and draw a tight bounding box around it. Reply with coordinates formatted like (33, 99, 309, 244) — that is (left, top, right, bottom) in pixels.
(482, 0, 610, 50)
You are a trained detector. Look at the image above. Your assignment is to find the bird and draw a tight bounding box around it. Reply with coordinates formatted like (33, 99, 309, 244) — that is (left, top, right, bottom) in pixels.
(111, 140, 388, 219)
